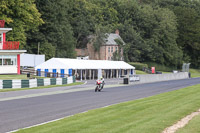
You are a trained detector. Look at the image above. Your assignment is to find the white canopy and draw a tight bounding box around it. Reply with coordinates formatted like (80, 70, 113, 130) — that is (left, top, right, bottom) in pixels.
(35, 58, 135, 70)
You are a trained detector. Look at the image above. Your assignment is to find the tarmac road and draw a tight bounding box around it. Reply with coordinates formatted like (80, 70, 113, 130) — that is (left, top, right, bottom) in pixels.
(0, 78, 200, 133)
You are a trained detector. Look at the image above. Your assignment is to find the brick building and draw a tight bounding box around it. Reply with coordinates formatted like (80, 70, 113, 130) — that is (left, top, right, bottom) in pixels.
(75, 30, 125, 60)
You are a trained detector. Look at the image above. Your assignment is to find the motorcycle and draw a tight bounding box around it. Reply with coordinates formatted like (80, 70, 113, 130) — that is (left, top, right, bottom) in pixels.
(95, 80, 104, 92)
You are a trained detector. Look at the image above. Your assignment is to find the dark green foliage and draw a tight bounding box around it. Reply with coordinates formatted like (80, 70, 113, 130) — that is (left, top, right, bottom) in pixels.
(90, 25, 108, 52)
(1, 0, 200, 68)
(112, 38, 124, 61)
(145, 62, 177, 72)
(26, 0, 76, 60)
(0, 0, 43, 49)
(128, 62, 148, 70)
(142, 0, 200, 68)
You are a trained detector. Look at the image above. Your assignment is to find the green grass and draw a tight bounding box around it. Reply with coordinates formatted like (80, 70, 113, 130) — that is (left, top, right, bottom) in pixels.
(190, 68, 200, 78)
(0, 75, 28, 79)
(136, 70, 171, 74)
(0, 75, 48, 79)
(16, 84, 200, 133)
(0, 82, 83, 92)
(161, 71, 172, 74)
(145, 62, 176, 72)
(176, 115, 200, 133)
(136, 70, 148, 74)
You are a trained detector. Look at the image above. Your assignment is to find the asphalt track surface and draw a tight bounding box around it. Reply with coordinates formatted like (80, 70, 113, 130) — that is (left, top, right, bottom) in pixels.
(0, 78, 200, 133)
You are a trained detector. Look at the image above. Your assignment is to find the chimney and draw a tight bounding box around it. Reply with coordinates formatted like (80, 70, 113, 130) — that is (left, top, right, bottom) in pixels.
(115, 29, 119, 35)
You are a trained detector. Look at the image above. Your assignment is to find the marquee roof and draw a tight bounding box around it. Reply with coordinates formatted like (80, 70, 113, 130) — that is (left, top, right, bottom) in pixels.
(35, 58, 135, 70)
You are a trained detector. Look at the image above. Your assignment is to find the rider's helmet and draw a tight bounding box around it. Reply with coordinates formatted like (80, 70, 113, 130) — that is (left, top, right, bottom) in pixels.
(100, 77, 103, 80)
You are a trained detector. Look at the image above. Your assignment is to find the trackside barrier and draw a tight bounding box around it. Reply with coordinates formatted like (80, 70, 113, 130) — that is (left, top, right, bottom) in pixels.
(12, 80, 21, 89)
(0, 80, 3, 89)
(0, 76, 76, 89)
(130, 72, 189, 84)
(44, 79, 51, 86)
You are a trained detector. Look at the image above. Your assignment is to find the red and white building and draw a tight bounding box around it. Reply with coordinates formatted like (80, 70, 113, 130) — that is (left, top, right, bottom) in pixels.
(0, 20, 26, 74)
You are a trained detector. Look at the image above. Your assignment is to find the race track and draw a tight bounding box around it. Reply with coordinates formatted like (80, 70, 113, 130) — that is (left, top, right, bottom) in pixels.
(0, 78, 199, 133)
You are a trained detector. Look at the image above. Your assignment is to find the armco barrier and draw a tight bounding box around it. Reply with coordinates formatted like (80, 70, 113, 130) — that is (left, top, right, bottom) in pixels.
(50, 78, 56, 85)
(29, 79, 37, 88)
(68, 77, 73, 84)
(3, 80, 12, 89)
(0, 76, 75, 89)
(56, 78, 62, 85)
(44, 78, 50, 86)
(37, 79, 44, 86)
(21, 80, 29, 88)
(62, 78, 67, 84)
(12, 80, 21, 89)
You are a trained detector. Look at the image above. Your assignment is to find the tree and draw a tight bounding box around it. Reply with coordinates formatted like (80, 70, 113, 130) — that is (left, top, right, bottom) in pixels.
(89, 25, 109, 52)
(0, 0, 43, 48)
(27, 0, 76, 59)
(174, 6, 200, 68)
(142, 0, 200, 68)
(66, 0, 96, 48)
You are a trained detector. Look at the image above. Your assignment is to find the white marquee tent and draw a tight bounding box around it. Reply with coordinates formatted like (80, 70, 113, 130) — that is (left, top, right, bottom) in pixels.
(35, 58, 135, 80)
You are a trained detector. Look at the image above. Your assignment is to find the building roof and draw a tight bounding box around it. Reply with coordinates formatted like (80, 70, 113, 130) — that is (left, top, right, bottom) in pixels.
(105, 33, 125, 45)
(0, 50, 27, 55)
(0, 28, 12, 34)
(35, 58, 135, 70)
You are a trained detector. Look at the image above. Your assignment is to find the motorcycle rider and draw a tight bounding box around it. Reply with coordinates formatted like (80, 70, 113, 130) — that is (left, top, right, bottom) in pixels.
(100, 77, 105, 89)
(95, 76, 105, 92)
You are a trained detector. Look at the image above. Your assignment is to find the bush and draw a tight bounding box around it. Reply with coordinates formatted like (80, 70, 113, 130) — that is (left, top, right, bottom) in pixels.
(144, 62, 177, 72)
(128, 62, 148, 70)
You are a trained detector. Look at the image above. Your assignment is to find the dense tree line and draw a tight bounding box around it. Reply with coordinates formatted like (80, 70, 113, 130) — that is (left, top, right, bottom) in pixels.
(0, 0, 199, 68)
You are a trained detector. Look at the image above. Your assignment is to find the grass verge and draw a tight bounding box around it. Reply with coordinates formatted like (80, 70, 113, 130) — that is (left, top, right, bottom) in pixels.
(16, 84, 200, 133)
(0, 75, 28, 79)
(136, 70, 148, 74)
(0, 82, 83, 92)
(190, 69, 200, 78)
(176, 114, 200, 133)
(0, 75, 48, 80)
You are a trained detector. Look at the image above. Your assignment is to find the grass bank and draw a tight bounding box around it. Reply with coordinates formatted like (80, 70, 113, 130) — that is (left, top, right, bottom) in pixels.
(177, 114, 200, 133)
(0, 75, 47, 80)
(16, 84, 200, 133)
(0, 82, 83, 92)
(190, 68, 200, 78)
(0, 75, 28, 79)
(135, 70, 148, 74)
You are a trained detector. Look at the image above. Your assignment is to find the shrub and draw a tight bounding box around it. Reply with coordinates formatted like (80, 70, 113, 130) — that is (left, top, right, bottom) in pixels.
(128, 62, 148, 70)
(144, 62, 177, 72)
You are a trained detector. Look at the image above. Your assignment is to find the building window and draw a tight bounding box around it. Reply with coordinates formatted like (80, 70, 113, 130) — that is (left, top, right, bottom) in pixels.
(108, 47, 110, 52)
(0, 55, 17, 66)
(111, 47, 113, 52)
(115, 46, 118, 52)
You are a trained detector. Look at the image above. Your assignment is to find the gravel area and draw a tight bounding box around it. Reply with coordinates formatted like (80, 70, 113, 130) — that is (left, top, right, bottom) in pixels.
(162, 109, 200, 133)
